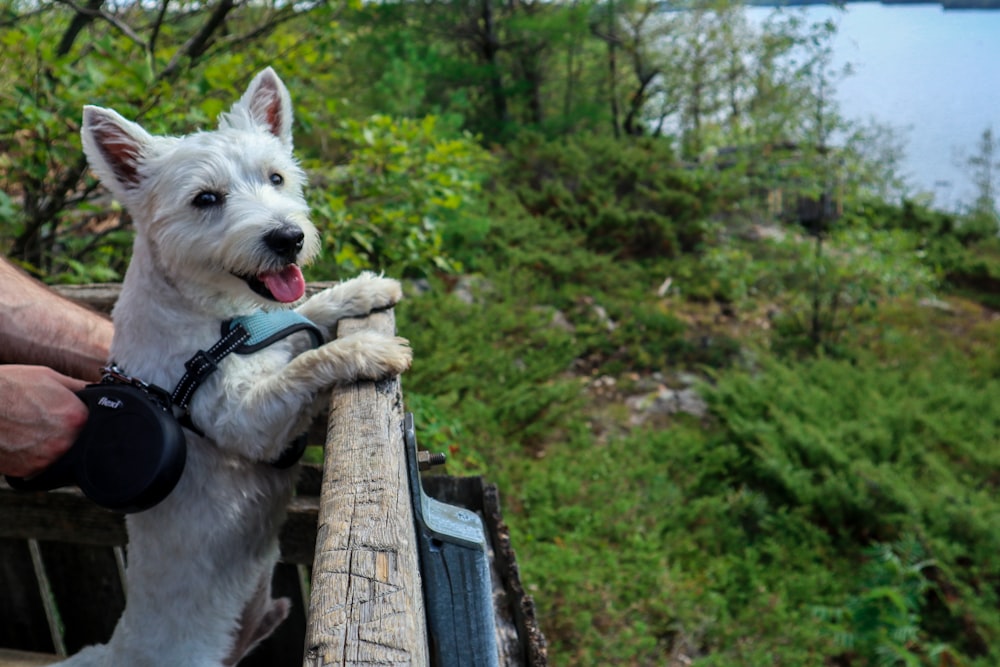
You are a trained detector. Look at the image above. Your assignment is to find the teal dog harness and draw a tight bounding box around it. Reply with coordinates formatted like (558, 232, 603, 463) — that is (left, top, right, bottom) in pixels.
(107, 309, 323, 469)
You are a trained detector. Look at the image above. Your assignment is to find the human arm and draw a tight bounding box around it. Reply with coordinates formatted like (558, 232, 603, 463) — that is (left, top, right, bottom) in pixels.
(0, 257, 113, 476)
(0, 257, 113, 381)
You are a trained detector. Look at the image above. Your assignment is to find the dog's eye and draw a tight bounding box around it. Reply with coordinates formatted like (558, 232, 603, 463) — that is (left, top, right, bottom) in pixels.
(269, 173, 284, 187)
(192, 191, 223, 208)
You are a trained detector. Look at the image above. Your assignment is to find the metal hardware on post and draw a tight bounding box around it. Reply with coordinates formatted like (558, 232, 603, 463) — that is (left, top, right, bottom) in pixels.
(404, 413, 500, 667)
(417, 450, 448, 471)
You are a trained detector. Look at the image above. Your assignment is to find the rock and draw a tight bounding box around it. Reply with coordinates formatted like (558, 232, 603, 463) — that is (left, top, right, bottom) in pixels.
(409, 278, 432, 296)
(533, 306, 575, 333)
(918, 297, 955, 314)
(625, 386, 708, 424)
(591, 304, 617, 332)
(453, 275, 479, 304)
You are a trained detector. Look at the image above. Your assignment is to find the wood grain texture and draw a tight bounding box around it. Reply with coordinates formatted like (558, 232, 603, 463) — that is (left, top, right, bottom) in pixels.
(51, 282, 342, 316)
(0, 649, 58, 667)
(304, 310, 427, 666)
(0, 484, 319, 565)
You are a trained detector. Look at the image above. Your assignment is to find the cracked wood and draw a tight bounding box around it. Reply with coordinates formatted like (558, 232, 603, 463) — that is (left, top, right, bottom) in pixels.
(303, 310, 427, 666)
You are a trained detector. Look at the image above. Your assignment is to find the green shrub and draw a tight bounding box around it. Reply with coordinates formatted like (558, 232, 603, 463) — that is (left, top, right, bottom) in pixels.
(813, 535, 956, 667)
(307, 115, 492, 279)
(707, 354, 1000, 662)
(497, 134, 717, 261)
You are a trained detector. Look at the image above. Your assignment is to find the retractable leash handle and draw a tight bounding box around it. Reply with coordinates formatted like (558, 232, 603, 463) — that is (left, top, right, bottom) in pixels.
(6, 384, 186, 514)
(7, 310, 321, 512)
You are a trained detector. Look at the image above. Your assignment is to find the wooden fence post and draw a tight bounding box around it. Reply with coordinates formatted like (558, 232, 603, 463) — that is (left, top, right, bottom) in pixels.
(303, 309, 428, 666)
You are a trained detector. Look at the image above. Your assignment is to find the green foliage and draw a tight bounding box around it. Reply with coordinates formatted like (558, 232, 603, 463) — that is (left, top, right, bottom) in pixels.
(396, 273, 1000, 666)
(0, 20, 139, 279)
(5, 2, 1000, 665)
(699, 221, 935, 354)
(813, 536, 954, 667)
(859, 197, 1000, 309)
(306, 114, 491, 279)
(497, 133, 715, 260)
(399, 273, 585, 457)
(707, 353, 1000, 662)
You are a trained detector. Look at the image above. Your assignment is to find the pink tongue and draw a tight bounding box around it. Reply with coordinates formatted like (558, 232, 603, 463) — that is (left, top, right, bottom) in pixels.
(261, 265, 306, 303)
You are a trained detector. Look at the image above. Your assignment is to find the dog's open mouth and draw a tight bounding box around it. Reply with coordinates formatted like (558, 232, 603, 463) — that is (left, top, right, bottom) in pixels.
(237, 265, 306, 303)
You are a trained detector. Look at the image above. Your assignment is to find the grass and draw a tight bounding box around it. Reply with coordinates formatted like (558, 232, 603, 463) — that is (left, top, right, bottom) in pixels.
(396, 262, 1000, 666)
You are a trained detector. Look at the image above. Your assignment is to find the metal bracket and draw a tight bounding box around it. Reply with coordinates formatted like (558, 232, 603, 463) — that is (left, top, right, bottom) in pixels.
(404, 413, 500, 667)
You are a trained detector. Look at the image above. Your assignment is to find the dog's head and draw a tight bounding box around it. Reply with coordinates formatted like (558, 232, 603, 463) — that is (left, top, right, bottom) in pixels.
(81, 68, 320, 315)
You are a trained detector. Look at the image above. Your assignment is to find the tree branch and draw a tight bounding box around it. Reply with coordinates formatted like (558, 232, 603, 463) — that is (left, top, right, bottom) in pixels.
(148, 0, 171, 59)
(158, 0, 237, 83)
(56, 0, 103, 56)
(53, 0, 147, 51)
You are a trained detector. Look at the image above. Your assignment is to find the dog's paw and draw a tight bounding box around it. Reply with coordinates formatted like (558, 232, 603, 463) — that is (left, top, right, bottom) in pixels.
(347, 271, 404, 312)
(300, 272, 403, 328)
(318, 331, 412, 383)
(355, 332, 413, 381)
(285, 332, 412, 391)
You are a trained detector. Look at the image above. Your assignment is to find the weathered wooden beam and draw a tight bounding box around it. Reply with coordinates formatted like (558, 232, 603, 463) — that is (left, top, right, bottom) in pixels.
(0, 483, 320, 566)
(51, 282, 341, 316)
(303, 310, 428, 666)
(0, 649, 56, 667)
(50, 283, 120, 315)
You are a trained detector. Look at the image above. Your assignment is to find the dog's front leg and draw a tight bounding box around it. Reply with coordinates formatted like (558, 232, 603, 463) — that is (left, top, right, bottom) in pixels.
(297, 272, 403, 339)
(203, 332, 412, 461)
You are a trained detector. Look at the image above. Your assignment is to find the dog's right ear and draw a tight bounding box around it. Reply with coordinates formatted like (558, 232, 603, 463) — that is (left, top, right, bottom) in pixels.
(81, 106, 154, 197)
(222, 68, 294, 147)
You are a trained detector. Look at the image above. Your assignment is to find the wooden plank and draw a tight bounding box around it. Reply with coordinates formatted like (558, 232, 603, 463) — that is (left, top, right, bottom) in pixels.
(303, 310, 428, 666)
(0, 480, 319, 565)
(0, 488, 127, 548)
(279, 495, 320, 565)
(0, 649, 57, 667)
(480, 485, 548, 667)
(50, 283, 120, 314)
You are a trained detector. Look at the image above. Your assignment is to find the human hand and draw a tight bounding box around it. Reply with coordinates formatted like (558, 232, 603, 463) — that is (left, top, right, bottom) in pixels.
(0, 365, 88, 477)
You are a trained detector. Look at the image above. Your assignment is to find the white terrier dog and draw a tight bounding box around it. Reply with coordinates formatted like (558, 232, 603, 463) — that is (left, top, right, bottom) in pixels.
(61, 68, 412, 666)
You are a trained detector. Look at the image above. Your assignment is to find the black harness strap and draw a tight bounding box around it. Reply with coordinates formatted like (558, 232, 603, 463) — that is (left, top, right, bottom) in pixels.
(171, 324, 252, 411)
(168, 312, 323, 468)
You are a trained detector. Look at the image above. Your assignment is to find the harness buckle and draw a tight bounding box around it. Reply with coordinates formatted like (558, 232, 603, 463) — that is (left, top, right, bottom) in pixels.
(101, 364, 173, 411)
(184, 349, 219, 384)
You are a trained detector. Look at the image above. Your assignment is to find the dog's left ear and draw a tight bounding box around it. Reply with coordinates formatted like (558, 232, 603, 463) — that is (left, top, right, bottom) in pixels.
(223, 67, 294, 146)
(81, 105, 156, 201)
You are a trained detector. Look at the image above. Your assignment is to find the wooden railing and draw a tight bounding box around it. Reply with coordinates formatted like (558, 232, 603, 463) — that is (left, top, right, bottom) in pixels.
(0, 284, 546, 666)
(304, 309, 427, 664)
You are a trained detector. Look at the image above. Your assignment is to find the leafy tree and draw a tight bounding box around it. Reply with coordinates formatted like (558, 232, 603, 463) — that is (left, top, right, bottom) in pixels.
(1, 0, 485, 282)
(307, 114, 491, 279)
(0, 0, 335, 279)
(959, 127, 1000, 234)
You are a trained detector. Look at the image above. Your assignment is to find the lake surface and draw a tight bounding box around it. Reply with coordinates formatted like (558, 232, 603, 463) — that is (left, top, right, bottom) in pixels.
(747, 2, 1000, 210)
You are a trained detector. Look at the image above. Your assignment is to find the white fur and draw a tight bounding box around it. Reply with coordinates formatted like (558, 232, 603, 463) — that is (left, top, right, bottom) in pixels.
(61, 68, 411, 667)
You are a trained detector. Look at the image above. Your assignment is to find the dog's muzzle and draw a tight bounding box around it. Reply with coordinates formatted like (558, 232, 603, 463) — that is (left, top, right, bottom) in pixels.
(233, 224, 308, 303)
(264, 224, 305, 263)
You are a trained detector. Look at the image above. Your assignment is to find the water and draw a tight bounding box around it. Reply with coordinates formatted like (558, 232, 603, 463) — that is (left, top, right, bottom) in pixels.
(748, 2, 1000, 210)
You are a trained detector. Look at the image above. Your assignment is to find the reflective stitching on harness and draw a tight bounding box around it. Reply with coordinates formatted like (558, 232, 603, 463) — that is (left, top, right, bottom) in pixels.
(169, 311, 322, 468)
(171, 325, 251, 410)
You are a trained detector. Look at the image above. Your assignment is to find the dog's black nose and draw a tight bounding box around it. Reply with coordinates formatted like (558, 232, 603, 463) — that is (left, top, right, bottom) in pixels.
(264, 225, 305, 261)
